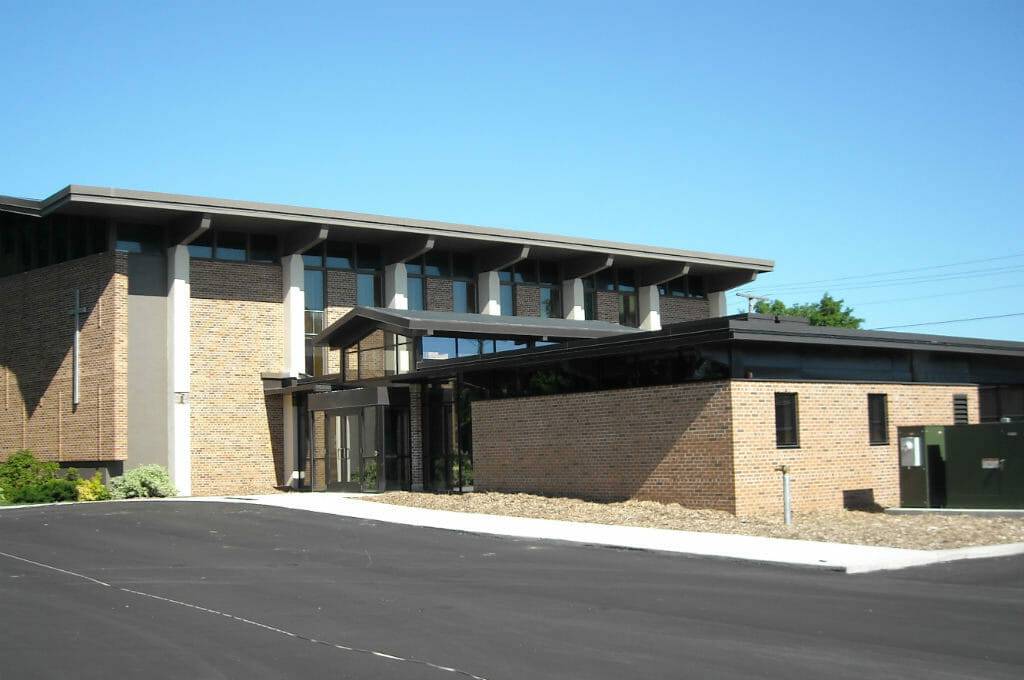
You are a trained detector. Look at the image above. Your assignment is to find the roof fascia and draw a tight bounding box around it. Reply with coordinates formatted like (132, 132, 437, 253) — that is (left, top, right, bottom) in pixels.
(44, 185, 773, 272)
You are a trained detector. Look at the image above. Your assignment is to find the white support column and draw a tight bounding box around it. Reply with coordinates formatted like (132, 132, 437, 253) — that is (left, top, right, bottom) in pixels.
(562, 278, 585, 320)
(709, 290, 728, 317)
(477, 271, 500, 316)
(385, 263, 409, 310)
(167, 245, 192, 496)
(638, 284, 661, 331)
(282, 255, 306, 376)
(282, 254, 305, 489)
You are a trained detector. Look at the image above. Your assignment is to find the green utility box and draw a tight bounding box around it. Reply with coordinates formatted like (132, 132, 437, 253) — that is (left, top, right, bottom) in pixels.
(898, 423, 1024, 509)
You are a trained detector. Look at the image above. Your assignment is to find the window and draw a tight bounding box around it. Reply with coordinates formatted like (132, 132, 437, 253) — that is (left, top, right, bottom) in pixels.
(187, 230, 279, 263)
(499, 259, 561, 318)
(868, 394, 888, 445)
(115, 224, 163, 254)
(304, 269, 326, 375)
(658, 275, 706, 300)
(953, 394, 969, 424)
(775, 392, 799, 448)
(585, 268, 638, 326)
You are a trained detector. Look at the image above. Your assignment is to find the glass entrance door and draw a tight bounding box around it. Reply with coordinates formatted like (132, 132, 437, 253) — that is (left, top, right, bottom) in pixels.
(325, 412, 366, 491)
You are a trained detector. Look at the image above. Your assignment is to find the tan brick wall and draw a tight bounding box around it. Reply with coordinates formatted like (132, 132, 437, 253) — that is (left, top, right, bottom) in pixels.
(729, 381, 981, 515)
(0, 252, 127, 464)
(472, 378, 981, 516)
(189, 260, 284, 494)
(472, 381, 737, 510)
(659, 296, 710, 324)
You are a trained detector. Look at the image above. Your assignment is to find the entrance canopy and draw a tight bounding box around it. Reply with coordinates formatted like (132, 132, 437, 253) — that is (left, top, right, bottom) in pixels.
(314, 306, 640, 350)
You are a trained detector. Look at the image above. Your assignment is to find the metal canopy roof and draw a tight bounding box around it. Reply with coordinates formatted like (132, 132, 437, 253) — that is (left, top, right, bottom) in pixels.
(314, 306, 641, 349)
(394, 313, 1024, 380)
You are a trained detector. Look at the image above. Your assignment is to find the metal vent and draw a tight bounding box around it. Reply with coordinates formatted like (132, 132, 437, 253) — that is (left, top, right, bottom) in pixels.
(953, 394, 969, 424)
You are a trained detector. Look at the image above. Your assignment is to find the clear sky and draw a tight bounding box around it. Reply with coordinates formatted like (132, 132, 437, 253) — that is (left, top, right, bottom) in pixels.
(2, 0, 1021, 340)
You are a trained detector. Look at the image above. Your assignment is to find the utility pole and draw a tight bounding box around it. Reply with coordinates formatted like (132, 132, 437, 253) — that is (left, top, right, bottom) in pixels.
(736, 292, 770, 314)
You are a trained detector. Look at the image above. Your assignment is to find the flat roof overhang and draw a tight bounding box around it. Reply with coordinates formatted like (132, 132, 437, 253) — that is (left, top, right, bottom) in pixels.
(0, 185, 773, 287)
(388, 314, 1024, 381)
(313, 306, 642, 350)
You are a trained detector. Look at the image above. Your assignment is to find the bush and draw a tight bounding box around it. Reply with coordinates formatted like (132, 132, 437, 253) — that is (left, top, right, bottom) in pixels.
(0, 450, 59, 494)
(7, 478, 78, 504)
(77, 472, 112, 501)
(110, 465, 178, 499)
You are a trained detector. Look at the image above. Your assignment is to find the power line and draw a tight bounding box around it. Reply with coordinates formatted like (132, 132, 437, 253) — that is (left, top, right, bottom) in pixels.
(873, 312, 1024, 330)
(856, 283, 1023, 306)
(746, 264, 1024, 297)
(747, 251, 1024, 293)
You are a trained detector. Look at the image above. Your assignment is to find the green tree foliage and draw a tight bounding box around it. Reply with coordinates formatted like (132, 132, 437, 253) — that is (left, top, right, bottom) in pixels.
(754, 293, 863, 328)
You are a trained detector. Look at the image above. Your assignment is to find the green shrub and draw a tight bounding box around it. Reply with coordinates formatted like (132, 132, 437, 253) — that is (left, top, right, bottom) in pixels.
(7, 478, 79, 504)
(0, 450, 59, 494)
(76, 472, 112, 501)
(362, 460, 378, 490)
(110, 465, 178, 499)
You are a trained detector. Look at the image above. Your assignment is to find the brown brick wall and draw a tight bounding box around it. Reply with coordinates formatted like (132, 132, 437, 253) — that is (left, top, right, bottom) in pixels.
(515, 285, 541, 317)
(411, 387, 424, 488)
(595, 291, 619, 324)
(426, 279, 454, 312)
(0, 251, 128, 464)
(660, 296, 710, 324)
(472, 381, 737, 510)
(324, 270, 357, 375)
(189, 260, 284, 494)
(729, 381, 980, 515)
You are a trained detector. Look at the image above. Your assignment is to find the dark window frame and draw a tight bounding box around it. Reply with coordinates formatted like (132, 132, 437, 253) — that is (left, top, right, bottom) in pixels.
(774, 392, 799, 448)
(868, 393, 888, 445)
(188, 229, 280, 264)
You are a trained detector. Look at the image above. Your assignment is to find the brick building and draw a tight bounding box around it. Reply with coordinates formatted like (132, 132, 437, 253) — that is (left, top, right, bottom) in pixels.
(2, 185, 1022, 513)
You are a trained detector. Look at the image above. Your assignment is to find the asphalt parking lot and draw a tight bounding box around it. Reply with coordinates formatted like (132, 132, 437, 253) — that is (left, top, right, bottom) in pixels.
(2, 501, 1022, 679)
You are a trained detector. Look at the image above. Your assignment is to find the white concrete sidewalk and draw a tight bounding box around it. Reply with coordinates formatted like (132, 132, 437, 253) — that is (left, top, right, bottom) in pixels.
(177, 493, 1024, 575)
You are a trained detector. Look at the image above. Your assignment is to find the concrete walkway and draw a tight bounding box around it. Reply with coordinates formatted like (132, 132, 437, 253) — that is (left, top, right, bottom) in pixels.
(178, 493, 1024, 575)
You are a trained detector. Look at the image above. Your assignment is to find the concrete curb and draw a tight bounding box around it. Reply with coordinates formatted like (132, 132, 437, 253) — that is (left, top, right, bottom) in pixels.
(175, 494, 1024, 575)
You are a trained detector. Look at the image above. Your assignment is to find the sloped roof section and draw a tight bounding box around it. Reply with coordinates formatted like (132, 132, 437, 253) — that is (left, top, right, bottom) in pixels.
(314, 307, 641, 349)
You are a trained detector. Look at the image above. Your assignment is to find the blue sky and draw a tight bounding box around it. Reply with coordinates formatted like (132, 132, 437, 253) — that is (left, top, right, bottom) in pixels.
(2, 0, 1021, 340)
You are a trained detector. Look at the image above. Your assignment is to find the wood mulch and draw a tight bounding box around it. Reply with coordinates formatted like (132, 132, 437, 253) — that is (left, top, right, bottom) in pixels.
(361, 491, 1024, 551)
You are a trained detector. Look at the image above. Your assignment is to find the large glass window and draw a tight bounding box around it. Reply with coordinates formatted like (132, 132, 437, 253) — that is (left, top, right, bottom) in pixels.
(868, 394, 888, 445)
(304, 269, 326, 375)
(775, 392, 799, 448)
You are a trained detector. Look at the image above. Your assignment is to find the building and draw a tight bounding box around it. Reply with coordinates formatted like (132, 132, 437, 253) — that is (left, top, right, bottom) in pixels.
(2, 185, 1022, 514)
(0, 185, 767, 496)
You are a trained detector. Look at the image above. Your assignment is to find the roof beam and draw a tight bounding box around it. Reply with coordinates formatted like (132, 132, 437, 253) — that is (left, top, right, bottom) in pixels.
(560, 254, 613, 280)
(476, 245, 530, 273)
(281, 224, 329, 255)
(168, 213, 212, 246)
(384, 236, 435, 264)
(638, 262, 689, 287)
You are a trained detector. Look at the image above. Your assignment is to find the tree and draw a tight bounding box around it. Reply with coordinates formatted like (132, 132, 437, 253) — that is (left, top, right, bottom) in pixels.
(754, 293, 863, 329)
